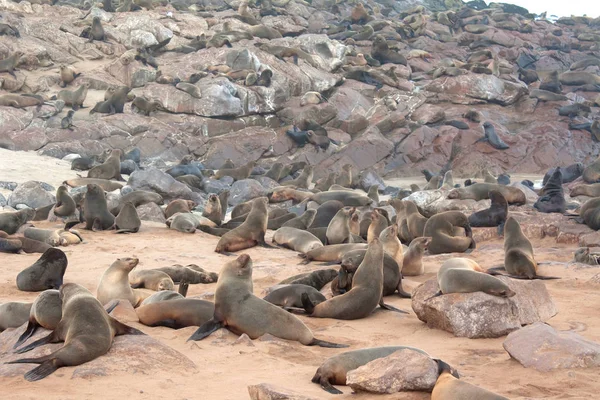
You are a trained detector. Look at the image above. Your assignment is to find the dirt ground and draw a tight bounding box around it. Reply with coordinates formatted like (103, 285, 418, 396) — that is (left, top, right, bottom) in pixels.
(1, 151, 600, 399)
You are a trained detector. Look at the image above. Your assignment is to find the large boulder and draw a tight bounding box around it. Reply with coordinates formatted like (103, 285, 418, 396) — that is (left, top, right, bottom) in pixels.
(346, 348, 438, 394)
(411, 277, 557, 338)
(229, 179, 267, 206)
(128, 168, 200, 202)
(247, 383, 318, 400)
(426, 74, 528, 106)
(503, 322, 600, 372)
(7, 181, 56, 209)
(136, 202, 166, 223)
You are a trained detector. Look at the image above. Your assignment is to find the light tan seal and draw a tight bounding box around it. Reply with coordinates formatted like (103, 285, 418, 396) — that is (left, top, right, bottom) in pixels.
(96, 257, 147, 307)
(202, 193, 222, 226)
(273, 227, 323, 253)
(136, 299, 214, 328)
(300, 243, 368, 263)
(54, 185, 76, 217)
(129, 269, 174, 291)
(402, 237, 430, 276)
(88, 149, 123, 181)
(215, 197, 269, 253)
(14, 289, 62, 348)
(432, 359, 509, 400)
(165, 199, 196, 218)
(448, 183, 526, 205)
(214, 160, 256, 181)
(188, 254, 347, 347)
(8, 283, 142, 381)
(0, 302, 32, 332)
(367, 208, 388, 243)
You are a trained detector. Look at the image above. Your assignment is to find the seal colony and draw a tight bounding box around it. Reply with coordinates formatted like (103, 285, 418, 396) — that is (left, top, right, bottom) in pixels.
(0, 0, 599, 397)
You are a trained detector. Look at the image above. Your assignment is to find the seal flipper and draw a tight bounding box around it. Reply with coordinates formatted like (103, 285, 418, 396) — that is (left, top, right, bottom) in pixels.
(178, 280, 189, 297)
(378, 298, 409, 314)
(397, 280, 412, 298)
(24, 358, 62, 382)
(104, 299, 120, 314)
(14, 331, 58, 354)
(318, 377, 344, 394)
(14, 321, 39, 349)
(110, 317, 145, 336)
(188, 317, 224, 341)
(424, 290, 443, 301)
(300, 292, 316, 314)
(497, 221, 506, 236)
(309, 338, 349, 348)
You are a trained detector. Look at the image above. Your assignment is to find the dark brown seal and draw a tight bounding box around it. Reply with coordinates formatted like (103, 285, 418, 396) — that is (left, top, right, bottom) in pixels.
(423, 211, 475, 255)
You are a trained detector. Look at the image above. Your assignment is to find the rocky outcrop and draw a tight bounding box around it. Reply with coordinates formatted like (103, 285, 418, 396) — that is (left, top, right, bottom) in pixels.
(7, 181, 56, 209)
(411, 277, 557, 338)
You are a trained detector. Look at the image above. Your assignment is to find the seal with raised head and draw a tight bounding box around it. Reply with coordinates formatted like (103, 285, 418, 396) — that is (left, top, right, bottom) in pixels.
(96, 257, 147, 307)
(215, 197, 269, 253)
(202, 193, 222, 226)
(448, 183, 525, 205)
(136, 299, 214, 328)
(326, 207, 355, 244)
(401, 201, 428, 242)
(8, 283, 143, 381)
(214, 160, 256, 181)
(534, 169, 566, 213)
(432, 359, 509, 400)
(301, 239, 401, 319)
(423, 211, 475, 255)
(16, 248, 68, 292)
(476, 122, 509, 150)
(14, 289, 62, 349)
(188, 254, 347, 347)
(273, 227, 323, 253)
(312, 346, 429, 394)
(0, 50, 23, 77)
(54, 185, 76, 217)
(129, 269, 174, 291)
(281, 166, 314, 189)
(0, 207, 34, 235)
(56, 83, 88, 110)
(543, 163, 583, 185)
(468, 190, 508, 232)
(264, 284, 326, 308)
(88, 149, 123, 181)
(402, 237, 430, 276)
(371, 35, 407, 65)
(83, 184, 115, 231)
(367, 208, 388, 243)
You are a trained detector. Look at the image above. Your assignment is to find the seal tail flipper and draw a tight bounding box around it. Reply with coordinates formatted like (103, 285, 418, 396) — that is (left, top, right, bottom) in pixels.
(24, 359, 61, 382)
(14, 332, 57, 354)
(104, 299, 120, 314)
(310, 338, 349, 348)
(110, 318, 146, 336)
(187, 318, 223, 342)
(300, 292, 316, 314)
(379, 298, 409, 314)
(14, 321, 38, 349)
(424, 290, 443, 302)
(396, 284, 412, 299)
(178, 280, 189, 297)
(319, 378, 344, 394)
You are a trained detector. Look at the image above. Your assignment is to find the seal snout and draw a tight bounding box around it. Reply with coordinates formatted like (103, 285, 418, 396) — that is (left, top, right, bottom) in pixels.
(237, 254, 251, 267)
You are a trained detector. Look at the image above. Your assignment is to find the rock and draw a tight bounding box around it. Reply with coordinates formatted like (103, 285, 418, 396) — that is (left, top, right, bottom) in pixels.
(128, 168, 198, 202)
(510, 182, 538, 204)
(136, 202, 166, 224)
(503, 322, 600, 372)
(225, 49, 260, 71)
(254, 176, 280, 191)
(7, 181, 56, 209)
(248, 383, 318, 400)
(358, 168, 386, 191)
(202, 127, 276, 169)
(0, 193, 6, 207)
(229, 179, 267, 206)
(411, 277, 557, 338)
(0, 181, 17, 191)
(204, 178, 232, 195)
(232, 333, 255, 347)
(120, 185, 134, 196)
(410, 104, 445, 125)
(426, 74, 528, 106)
(346, 349, 438, 394)
(120, 160, 138, 175)
(108, 300, 139, 323)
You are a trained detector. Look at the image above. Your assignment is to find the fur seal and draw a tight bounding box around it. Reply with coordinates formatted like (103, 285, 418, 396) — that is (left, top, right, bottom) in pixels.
(300, 92, 325, 107)
(14, 290, 62, 348)
(371, 35, 407, 65)
(215, 197, 269, 253)
(131, 96, 162, 116)
(83, 184, 115, 231)
(264, 284, 326, 308)
(202, 194, 222, 226)
(312, 346, 429, 394)
(309, 200, 344, 229)
(402, 237, 430, 276)
(114, 190, 163, 214)
(273, 227, 323, 253)
(543, 163, 583, 185)
(61, 111, 75, 130)
(529, 89, 567, 101)
(256, 43, 318, 68)
(0, 302, 32, 332)
(0, 208, 34, 235)
(432, 359, 508, 400)
(136, 299, 214, 328)
(0, 94, 44, 109)
(430, 258, 516, 298)
(56, 83, 88, 110)
(448, 183, 525, 205)
(534, 169, 565, 213)
(8, 283, 142, 381)
(188, 254, 346, 347)
(167, 213, 202, 233)
(326, 207, 355, 244)
(468, 190, 508, 231)
(16, 248, 68, 292)
(282, 209, 317, 230)
(401, 201, 428, 242)
(579, 197, 600, 230)
(214, 161, 255, 181)
(301, 239, 400, 319)
(300, 243, 369, 263)
(311, 190, 372, 206)
(89, 16, 106, 42)
(0, 50, 23, 77)
(97, 257, 146, 307)
(88, 149, 123, 181)
(559, 71, 600, 86)
(129, 269, 174, 291)
(54, 185, 76, 217)
(423, 211, 475, 255)
(90, 86, 130, 115)
(476, 122, 509, 150)
(570, 183, 600, 197)
(281, 166, 314, 189)
(573, 247, 600, 265)
(267, 213, 296, 230)
(583, 156, 600, 183)
(114, 202, 141, 233)
(155, 264, 218, 284)
(279, 269, 337, 290)
(367, 209, 388, 243)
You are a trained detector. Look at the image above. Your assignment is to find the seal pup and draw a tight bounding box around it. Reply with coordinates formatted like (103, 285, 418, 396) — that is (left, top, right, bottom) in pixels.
(129, 269, 174, 291)
(491, 217, 559, 280)
(60, 111, 75, 130)
(96, 257, 147, 307)
(428, 258, 516, 299)
(432, 359, 509, 400)
(312, 346, 429, 394)
(0, 50, 23, 77)
(215, 197, 270, 253)
(59, 65, 81, 88)
(54, 185, 76, 217)
(476, 122, 509, 150)
(402, 237, 430, 276)
(136, 299, 214, 328)
(423, 211, 475, 255)
(468, 190, 508, 233)
(114, 202, 141, 233)
(301, 239, 403, 319)
(0, 208, 34, 235)
(264, 284, 326, 308)
(326, 207, 355, 244)
(273, 227, 323, 253)
(573, 247, 600, 265)
(202, 194, 222, 226)
(8, 283, 142, 381)
(371, 35, 407, 65)
(16, 248, 68, 292)
(83, 184, 115, 231)
(0, 302, 32, 332)
(583, 156, 600, 183)
(279, 269, 338, 290)
(14, 290, 62, 349)
(534, 169, 566, 213)
(88, 149, 123, 181)
(188, 254, 347, 347)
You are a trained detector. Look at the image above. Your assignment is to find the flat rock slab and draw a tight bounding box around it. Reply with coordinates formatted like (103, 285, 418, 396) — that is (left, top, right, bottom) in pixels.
(346, 349, 438, 394)
(411, 277, 557, 338)
(503, 322, 600, 372)
(248, 383, 319, 400)
(0, 326, 195, 378)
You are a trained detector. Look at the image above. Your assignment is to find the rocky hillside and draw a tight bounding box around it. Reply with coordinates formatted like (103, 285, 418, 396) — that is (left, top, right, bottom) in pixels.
(0, 0, 599, 179)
